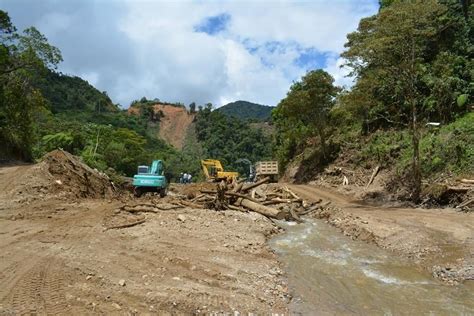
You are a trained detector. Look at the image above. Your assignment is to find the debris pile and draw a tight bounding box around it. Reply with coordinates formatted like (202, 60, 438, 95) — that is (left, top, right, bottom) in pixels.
(185, 177, 321, 221)
(43, 150, 116, 198)
(107, 178, 323, 229)
(422, 178, 474, 210)
(8, 150, 116, 202)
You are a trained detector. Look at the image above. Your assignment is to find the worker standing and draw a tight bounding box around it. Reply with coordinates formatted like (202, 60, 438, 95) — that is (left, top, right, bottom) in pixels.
(183, 172, 188, 184)
(187, 173, 192, 184)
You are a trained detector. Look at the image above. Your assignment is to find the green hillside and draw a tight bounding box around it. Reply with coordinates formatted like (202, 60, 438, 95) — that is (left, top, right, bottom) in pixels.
(217, 100, 274, 121)
(34, 70, 117, 113)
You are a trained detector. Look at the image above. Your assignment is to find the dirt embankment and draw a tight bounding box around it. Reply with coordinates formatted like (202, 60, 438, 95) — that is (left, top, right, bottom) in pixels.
(0, 155, 289, 314)
(0, 150, 115, 207)
(289, 184, 474, 284)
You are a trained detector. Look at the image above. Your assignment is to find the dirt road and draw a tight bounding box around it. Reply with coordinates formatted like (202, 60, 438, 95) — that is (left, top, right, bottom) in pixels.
(289, 184, 474, 283)
(1, 155, 472, 314)
(0, 164, 289, 314)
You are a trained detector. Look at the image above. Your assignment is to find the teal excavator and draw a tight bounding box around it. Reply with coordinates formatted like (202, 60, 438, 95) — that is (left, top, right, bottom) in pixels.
(132, 160, 168, 197)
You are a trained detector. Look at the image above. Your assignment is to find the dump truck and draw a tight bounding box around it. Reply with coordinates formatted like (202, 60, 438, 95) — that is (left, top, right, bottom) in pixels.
(201, 159, 239, 182)
(255, 160, 279, 182)
(132, 160, 168, 197)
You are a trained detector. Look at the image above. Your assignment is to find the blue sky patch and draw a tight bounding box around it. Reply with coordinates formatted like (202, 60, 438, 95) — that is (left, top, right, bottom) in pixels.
(294, 48, 328, 70)
(194, 13, 231, 35)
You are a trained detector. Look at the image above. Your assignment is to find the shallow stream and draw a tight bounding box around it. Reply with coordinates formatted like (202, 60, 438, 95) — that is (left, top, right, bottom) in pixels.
(270, 219, 474, 315)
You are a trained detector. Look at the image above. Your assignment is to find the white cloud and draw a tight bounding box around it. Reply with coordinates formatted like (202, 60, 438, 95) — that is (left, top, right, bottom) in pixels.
(324, 55, 354, 89)
(3, 0, 378, 107)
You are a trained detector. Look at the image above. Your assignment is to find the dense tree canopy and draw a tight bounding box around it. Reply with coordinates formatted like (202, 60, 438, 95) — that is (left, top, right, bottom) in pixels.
(0, 10, 62, 160)
(195, 105, 272, 176)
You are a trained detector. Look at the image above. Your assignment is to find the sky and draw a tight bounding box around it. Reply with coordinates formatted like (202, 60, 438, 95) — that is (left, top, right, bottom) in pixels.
(1, 0, 379, 108)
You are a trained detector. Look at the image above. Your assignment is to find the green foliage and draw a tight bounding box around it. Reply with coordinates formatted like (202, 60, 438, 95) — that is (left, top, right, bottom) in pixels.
(413, 113, 473, 175)
(272, 70, 339, 170)
(33, 70, 117, 113)
(342, 0, 472, 128)
(41, 132, 74, 152)
(0, 10, 62, 160)
(195, 105, 272, 177)
(359, 130, 410, 168)
(216, 100, 274, 122)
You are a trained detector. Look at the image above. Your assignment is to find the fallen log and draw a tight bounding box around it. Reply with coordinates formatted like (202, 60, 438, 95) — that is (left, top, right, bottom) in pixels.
(266, 197, 299, 204)
(199, 190, 261, 203)
(298, 204, 321, 215)
(122, 206, 159, 213)
(241, 177, 271, 193)
(235, 197, 286, 220)
(227, 204, 247, 212)
(232, 182, 244, 193)
(262, 200, 289, 206)
(225, 192, 260, 203)
(178, 200, 204, 209)
(447, 186, 470, 193)
(456, 198, 474, 209)
(460, 179, 474, 185)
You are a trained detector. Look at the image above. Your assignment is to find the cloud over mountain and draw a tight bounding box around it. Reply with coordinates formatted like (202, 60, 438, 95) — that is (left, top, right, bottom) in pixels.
(2, 0, 378, 107)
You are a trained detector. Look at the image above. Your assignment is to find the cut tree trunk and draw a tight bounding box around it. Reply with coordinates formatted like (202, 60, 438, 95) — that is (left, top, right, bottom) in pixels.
(235, 198, 286, 220)
(241, 177, 271, 193)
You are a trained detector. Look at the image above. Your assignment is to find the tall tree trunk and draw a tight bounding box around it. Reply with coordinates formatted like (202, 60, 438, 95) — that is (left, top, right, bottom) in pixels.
(317, 126, 327, 158)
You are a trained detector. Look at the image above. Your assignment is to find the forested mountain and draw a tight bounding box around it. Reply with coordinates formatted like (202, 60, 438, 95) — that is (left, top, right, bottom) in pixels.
(34, 70, 117, 113)
(217, 100, 273, 121)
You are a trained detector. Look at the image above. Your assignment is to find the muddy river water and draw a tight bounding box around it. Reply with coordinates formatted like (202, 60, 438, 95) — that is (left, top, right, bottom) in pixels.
(270, 219, 474, 315)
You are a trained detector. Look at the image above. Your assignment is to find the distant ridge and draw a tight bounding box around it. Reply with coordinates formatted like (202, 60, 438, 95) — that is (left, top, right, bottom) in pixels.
(217, 100, 274, 121)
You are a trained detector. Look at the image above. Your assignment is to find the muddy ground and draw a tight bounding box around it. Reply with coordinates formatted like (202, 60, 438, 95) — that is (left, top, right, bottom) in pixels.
(0, 197, 289, 314)
(0, 153, 472, 314)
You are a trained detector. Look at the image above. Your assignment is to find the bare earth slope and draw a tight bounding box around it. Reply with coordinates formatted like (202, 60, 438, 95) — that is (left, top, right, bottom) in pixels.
(289, 184, 474, 283)
(154, 104, 195, 149)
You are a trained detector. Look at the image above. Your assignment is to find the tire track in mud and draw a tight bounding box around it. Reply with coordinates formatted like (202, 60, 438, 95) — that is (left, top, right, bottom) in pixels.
(0, 203, 108, 314)
(3, 258, 70, 315)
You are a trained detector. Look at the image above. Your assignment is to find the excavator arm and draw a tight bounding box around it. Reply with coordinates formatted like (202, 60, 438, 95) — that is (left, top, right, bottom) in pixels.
(201, 159, 238, 182)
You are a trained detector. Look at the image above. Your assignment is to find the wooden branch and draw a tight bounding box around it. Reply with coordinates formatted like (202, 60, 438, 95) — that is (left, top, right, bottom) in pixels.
(241, 177, 270, 193)
(460, 179, 474, 185)
(298, 205, 321, 215)
(178, 200, 204, 208)
(225, 192, 260, 203)
(447, 187, 469, 193)
(232, 182, 244, 193)
(366, 165, 380, 188)
(105, 218, 146, 230)
(262, 200, 287, 206)
(283, 187, 302, 201)
(456, 198, 474, 209)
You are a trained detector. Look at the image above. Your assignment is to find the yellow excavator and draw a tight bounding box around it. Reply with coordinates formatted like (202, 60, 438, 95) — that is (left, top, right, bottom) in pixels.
(200, 159, 239, 182)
